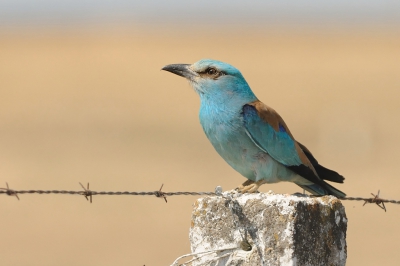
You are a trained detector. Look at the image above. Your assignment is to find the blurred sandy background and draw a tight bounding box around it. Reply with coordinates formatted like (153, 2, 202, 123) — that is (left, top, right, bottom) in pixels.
(1, 2, 400, 265)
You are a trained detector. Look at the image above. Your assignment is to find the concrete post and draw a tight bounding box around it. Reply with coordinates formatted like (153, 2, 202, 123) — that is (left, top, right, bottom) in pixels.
(186, 191, 347, 266)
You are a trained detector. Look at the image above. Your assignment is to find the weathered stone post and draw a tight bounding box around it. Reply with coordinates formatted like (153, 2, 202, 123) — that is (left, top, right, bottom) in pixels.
(185, 191, 347, 266)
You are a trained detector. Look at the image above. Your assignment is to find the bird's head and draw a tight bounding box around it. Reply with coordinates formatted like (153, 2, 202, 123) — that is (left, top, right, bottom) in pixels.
(162, 59, 256, 101)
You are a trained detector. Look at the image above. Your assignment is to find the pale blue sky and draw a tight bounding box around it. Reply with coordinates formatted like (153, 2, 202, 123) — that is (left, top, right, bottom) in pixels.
(1, 0, 399, 27)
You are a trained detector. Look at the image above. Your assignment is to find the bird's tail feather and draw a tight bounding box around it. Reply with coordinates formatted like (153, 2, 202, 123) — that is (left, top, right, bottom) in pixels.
(298, 181, 346, 198)
(315, 165, 345, 183)
(296, 141, 345, 184)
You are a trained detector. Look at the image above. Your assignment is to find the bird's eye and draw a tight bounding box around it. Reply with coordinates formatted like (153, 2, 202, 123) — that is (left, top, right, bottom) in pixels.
(206, 68, 218, 76)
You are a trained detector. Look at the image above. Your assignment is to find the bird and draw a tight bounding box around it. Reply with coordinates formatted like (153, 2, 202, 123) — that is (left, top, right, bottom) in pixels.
(162, 59, 346, 197)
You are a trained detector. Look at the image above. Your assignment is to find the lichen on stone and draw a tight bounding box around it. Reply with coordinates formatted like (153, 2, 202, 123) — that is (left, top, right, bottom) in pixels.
(189, 191, 347, 266)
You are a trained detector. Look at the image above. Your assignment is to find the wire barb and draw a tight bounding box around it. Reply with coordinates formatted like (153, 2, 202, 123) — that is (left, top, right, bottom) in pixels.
(0, 182, 19, 200)
(79, 182, 93, 203)
(155, 183, 167, 203)
(362, 190, 386, 212)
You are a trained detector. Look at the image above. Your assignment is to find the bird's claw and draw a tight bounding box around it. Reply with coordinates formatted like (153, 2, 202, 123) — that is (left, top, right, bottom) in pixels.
(236, 180, 266, 193)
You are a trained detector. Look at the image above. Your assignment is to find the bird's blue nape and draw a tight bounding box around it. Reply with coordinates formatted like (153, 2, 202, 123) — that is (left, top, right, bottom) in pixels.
(189, 59, 258, 105)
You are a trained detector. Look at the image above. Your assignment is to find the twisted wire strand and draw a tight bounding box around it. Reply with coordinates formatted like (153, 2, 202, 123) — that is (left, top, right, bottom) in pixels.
(0, 190, 216, 196)
(340, 196, 400, 204)
(0, 183, 398, 211)
(1, 189, 399, 203)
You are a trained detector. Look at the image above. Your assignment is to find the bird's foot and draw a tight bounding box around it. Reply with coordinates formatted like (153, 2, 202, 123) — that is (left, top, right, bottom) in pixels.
(236, 180, 266, 193)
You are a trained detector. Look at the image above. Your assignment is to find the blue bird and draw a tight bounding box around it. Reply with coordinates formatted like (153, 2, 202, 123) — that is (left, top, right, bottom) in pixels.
(162, 59, 345, 197)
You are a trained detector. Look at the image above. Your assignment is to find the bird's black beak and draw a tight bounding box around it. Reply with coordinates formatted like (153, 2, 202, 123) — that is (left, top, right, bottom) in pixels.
(162, 64, 198, 79)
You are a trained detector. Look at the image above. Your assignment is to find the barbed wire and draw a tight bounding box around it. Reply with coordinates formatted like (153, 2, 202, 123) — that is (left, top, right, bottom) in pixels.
(0, 182, 398, 212)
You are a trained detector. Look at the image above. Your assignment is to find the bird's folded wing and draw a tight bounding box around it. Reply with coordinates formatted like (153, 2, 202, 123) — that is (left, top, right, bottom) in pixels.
(242, 100, 316, 173)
